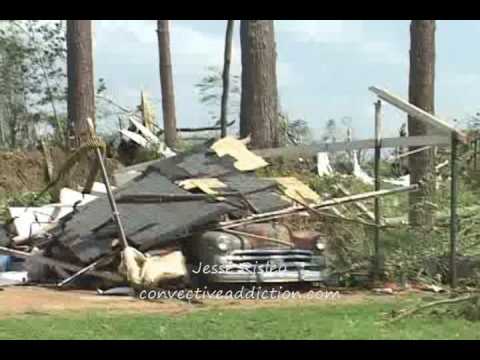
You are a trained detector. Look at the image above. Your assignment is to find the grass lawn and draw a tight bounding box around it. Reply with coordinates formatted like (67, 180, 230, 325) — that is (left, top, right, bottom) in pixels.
(1, 297, 479, 339)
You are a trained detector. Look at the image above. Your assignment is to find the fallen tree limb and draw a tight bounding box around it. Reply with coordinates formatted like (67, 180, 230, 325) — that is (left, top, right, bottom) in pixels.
(0, 246, 123, 283)
(389, 294, 478, 324)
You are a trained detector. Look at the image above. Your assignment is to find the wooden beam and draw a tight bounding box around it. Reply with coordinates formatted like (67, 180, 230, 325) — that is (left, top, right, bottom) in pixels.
(450, 133, 459, 288)
(373, 100, 384, 278)
(335, 185, 376, 222)
(369, 86, 467, 143)
(220, 185, 419, 229)
(254, 135, 450, 159)
(394, 146, 431, 160)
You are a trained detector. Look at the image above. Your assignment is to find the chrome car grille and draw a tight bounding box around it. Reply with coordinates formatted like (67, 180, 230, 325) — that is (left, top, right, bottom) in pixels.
(222, 249, 323, 271)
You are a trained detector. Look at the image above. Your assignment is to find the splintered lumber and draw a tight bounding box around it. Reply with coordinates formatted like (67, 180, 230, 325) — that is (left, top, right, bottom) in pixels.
(282, 191, 379, 228)
(369, 86, 468, 143)
(254, 135, 450, 159)
(394, 146, 431, 160)
(335, 185, 376, 222)
(0, 246, 123, 283)
(436, 160, 449, 172)
(220, 185, 419, 228)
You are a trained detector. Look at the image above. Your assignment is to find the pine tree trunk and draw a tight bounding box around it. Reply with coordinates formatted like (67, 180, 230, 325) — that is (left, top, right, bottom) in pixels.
(240, 20, 279, 149)
(408, 20, 436, 228)
(157, 20, 177, 149)
(67, 20, 95, 148)
(220, 20, 235, 138)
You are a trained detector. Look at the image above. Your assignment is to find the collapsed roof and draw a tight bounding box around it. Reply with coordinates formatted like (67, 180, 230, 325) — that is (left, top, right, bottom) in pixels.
(54, 144, 292, 264)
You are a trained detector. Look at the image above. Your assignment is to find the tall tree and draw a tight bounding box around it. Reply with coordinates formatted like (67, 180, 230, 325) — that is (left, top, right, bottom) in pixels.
(220, 20, 235, 138)
(0, 20, 67, 149)
(67, 20, 95, 147)
(240, 20, 279, 149)
(157, 20, 177, 148)
(408, 20, 436, 227)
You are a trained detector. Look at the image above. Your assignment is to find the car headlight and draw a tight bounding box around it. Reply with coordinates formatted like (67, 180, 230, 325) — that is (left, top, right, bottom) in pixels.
(215, 234, 235, 252)
(199, 231, 243, 253)
(315, 242, 325, 251)
(217, 241, 229, 252)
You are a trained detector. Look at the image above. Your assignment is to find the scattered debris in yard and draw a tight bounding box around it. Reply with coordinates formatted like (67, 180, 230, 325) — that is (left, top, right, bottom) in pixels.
(0, 134, 421, 294)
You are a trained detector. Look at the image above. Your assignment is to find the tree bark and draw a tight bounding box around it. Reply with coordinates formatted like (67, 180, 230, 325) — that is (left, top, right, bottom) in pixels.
(220, 20, 235, 138)
(67, 20, 95, 148)
(408, 20, 436, 228)
(240, 20, 279, 149)
(157, 20, 177, 148)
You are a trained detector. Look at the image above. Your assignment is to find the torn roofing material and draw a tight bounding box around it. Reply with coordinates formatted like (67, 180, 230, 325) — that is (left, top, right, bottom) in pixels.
(55, 148, 291, 264)
(58, 171, 235, 263)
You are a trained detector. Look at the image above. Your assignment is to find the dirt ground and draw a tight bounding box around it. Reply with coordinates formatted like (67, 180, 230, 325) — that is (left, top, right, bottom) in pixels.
(0, 286, 191, 318)
(0, 285, 404, 318)
(0, 150, 48, 194)
(0, 147, 121, 195)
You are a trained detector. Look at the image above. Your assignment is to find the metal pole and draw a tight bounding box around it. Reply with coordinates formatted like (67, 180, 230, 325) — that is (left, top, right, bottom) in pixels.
(87, 118, 129, 250)
(374, 100, 384, 279)
(450, 133, 459, 288)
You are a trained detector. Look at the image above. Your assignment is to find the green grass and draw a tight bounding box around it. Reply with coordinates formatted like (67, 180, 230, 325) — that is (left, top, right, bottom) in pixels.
(1, 298, 480, 339)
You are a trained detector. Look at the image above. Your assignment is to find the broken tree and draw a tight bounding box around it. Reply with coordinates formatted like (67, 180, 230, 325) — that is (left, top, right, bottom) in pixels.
(67, 20, 96, 148)
(157, 20, 177, 149)
(408, 20, 436, 228)
(240, 20, 280, 149)
(220, 20, 235, 138)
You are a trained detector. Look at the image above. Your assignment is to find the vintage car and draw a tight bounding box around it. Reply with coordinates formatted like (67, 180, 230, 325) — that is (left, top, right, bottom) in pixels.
(183, 222, 328, 286)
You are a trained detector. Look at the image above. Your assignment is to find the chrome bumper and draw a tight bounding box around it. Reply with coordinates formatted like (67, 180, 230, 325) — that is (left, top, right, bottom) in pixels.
(208, 269, 327, 283)
(205, 249, 327, 284)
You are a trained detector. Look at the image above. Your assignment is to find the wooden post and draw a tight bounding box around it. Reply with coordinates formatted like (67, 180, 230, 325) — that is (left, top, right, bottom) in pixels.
(220, 20, 235, 138)
(374, 100, 384, 279)
(474, 139, 478, 171)
(450, 133, 459, 288)
(157, 20, 177, 148)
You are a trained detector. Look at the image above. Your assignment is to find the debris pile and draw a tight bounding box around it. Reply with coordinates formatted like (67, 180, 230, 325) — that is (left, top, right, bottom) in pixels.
(0, 134, 420, 292)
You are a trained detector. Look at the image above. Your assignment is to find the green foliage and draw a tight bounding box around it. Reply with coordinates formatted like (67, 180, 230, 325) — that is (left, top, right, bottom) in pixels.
(194, 66, 240, 125)
(0, 20, 67, 148)
(6, 191, 52, 207)
(0, 191, 53, 222)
